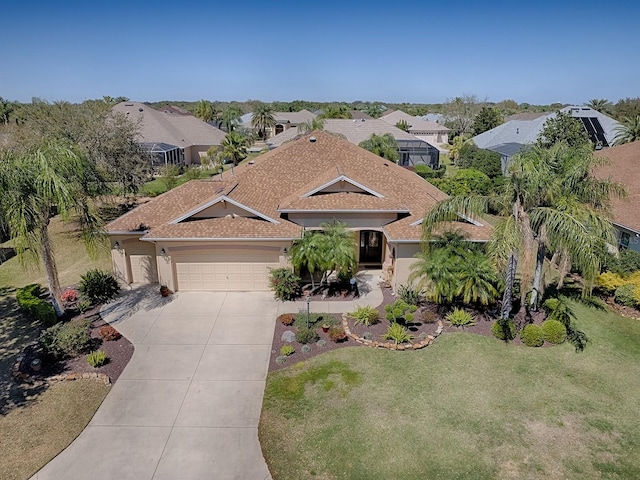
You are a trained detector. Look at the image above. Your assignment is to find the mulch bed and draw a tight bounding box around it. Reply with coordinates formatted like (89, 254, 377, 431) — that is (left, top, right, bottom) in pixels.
(16, 304, 134, 384)
(267, 285, 568, 371)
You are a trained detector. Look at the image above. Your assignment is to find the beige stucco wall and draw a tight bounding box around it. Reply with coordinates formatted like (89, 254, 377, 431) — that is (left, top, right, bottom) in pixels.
(110, 234, 153, 284)
(389, 242, 422, 292)
(288, 212, 397, 229)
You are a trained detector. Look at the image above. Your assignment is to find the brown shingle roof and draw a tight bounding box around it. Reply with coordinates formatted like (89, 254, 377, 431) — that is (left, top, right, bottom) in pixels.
(108, 131, 491, 242)
(594, 142, 640, 233)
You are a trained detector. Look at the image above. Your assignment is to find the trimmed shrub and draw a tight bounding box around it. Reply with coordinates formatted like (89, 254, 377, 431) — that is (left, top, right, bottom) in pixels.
(316, 339, 327, 347)
(397, 284, 422, 306)
(301, 344, 312, 354)
(268, 268, 301, 302)
(446, 308, 475, 328)
(275, 356, 287, 365)
(541, 320, 567, 344)
(99, 325, 121, 341)
(16, 284, 57, 326)
(614, 284, 638, 308)
(280, 345, 295, 356)
(521, 324, 544, 347)
(349, 305, 379, 326)
(87, 350, 108, 367)
(420, 309, 439, 324)
(278, 314, 295, 326)
(491, 319, 516, 341)
(328, 326, 347, 342)
(40, 319, 91, 359)
(295, 328, 319, 344)
(385, 299, 418, 323)
(79, 270, 120, 305)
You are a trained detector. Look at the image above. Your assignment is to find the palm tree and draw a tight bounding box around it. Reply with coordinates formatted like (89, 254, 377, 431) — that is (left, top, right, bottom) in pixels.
(221, 132, 248, 166)
(358, 133, 400, 163)
(587, 98, 612, 113)
(421, 143, 624, 320)
(395, 119, 411, 132)
(613, 116, 640, 145)
(455, 250, 502, 305)
(251, 104, 276, 140)
(220, 105, 243, 132)
(319, 104, 351, 119)
(318, 221, 357, 277)
(364, 103, 385, 118)
(297, 117, 325, 133)
(448, 135, 470, 165)
(289, 231, 323, 289)
(194, 99, 218, 123)
(0, 141, 106, 314)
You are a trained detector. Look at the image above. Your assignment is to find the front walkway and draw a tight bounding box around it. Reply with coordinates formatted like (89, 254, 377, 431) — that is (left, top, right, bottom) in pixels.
(276, 269, 385, 315)
(33, 290, 276, 480)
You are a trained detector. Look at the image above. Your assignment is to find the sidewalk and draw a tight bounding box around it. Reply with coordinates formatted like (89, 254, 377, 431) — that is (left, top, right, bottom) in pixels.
(276, 269, 385, 315)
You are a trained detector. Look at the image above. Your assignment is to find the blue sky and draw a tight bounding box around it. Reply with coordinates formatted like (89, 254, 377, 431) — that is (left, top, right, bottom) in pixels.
(1, 0, 639, 105)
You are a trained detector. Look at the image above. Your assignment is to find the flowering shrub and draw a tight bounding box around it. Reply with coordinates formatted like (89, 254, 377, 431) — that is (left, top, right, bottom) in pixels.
(268, 268, 301, 302)
(99, 325, 121, 341)
(328, 326, 347, 342)
(61, 288, 78, 304)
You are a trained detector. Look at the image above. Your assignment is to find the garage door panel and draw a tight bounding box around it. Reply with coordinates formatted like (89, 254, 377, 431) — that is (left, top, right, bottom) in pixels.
(130, 254, 158, 283)
(175, 250, 279, 291)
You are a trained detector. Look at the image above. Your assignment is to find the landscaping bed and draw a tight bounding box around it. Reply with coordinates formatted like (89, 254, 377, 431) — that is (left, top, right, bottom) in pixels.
(14, 303, 134, 384)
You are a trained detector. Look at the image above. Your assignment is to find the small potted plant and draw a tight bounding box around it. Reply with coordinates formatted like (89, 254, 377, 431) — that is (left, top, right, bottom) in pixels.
(321, 323, 330, 333)
(160, 285, 172, 297)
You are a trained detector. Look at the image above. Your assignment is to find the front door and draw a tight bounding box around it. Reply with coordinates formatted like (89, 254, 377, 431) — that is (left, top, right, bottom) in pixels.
(359, 231, 383, 265)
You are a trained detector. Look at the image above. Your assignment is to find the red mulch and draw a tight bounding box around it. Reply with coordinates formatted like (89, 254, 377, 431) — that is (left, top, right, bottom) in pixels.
(19, 304, 134, 384)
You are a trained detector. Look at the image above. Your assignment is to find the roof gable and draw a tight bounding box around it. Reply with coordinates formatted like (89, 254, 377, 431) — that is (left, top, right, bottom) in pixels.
(302, 174, 384, 198)
(170, 195, 280, 225)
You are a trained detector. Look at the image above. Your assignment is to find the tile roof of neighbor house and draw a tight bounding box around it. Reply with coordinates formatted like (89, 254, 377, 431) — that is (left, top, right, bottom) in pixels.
(420, 113, 446, 124)
(504, 112, 549, 122)
(107, 131, 491, 242)
(379, 110, 450, 132)
(594, 142, 640, 234)
(350, 110, 373, 120)
(474, 106, 621, 154)
(112, 101, 226, 148)
(265, 119, 422, 148)
(241, 109, 317, 128)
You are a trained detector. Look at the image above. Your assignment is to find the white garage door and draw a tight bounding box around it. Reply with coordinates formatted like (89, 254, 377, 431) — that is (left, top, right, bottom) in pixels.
(175, 250, 280, 291)
(130, 254, 158, 283)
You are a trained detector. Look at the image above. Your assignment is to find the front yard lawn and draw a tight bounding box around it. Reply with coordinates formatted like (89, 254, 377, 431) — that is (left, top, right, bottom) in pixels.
(260, 301, 640, 479)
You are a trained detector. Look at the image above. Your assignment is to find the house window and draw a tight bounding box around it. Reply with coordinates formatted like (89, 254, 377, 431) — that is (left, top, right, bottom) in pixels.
(620, 232, 630, 249)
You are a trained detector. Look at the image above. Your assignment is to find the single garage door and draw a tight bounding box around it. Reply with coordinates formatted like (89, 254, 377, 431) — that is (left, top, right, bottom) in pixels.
(175, 250, 280, 291)
(130, 254, 158, 283)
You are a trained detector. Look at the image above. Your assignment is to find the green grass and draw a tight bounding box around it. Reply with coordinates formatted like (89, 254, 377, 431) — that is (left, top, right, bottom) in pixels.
(0, 216, 111, 291)
(0, 293, 109, 480)
(260, 302, 640, 479)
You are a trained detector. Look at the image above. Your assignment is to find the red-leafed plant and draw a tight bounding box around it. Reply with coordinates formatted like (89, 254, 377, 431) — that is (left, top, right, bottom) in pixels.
(61, 288, 78, 303)
(99, 325, 121, 341)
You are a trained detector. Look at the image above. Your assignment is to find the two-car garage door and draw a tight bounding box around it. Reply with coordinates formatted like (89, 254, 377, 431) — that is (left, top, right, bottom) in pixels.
(174, 250, 280, 291)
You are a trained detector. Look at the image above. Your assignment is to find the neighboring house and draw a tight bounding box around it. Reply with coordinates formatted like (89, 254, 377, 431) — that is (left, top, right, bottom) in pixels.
(241, 109, 317, 138)
(350, 110, 373, 120)
(112, 101, 226, 166)
(473, 106, 622, 173)
(594, 142, 640, 253)
(266, 118, 441, 168)
(379, 110, 450, 146)
(420, 113, 447, 125)
(107, 131, 490, 292)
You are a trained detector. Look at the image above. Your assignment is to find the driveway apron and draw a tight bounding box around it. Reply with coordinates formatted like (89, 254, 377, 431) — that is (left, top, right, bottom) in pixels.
(33, 291, 276, 480)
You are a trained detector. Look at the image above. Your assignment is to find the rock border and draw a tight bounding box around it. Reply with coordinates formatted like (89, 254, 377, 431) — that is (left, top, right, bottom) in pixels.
(12, 341, 111, 386)
(341, 314, 444, 350)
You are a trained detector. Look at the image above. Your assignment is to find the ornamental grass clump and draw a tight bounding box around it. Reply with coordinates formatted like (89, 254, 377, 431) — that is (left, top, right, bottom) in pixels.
(445, 308, 475, 328)
(382, 323, 413, 346)
(349, 305, 379, 326)
(87, 350, 108, 367)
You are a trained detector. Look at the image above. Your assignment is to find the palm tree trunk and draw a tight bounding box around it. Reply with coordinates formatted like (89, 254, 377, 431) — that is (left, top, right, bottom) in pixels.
(40, 225, 63, 316)
(500, 253, 517, 319)
(530, 243, 546, 310)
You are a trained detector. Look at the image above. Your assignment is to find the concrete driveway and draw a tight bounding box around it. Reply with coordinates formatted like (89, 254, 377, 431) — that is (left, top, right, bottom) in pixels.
(33, 290, 277, 480)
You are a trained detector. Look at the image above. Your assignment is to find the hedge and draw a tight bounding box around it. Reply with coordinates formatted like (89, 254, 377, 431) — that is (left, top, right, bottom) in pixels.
(16, 284, 57, 326)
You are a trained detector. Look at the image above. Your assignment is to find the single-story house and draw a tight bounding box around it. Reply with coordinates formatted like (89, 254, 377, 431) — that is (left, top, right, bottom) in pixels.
(379, 110, 450, 145)
(266, 119, 441, 168)
(241, 109, 317, 138)
(107, 131, 491, 292)
(112, 101, 226, 166)
(595, 141, 640, 253)
(473, 106, 621, 173)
